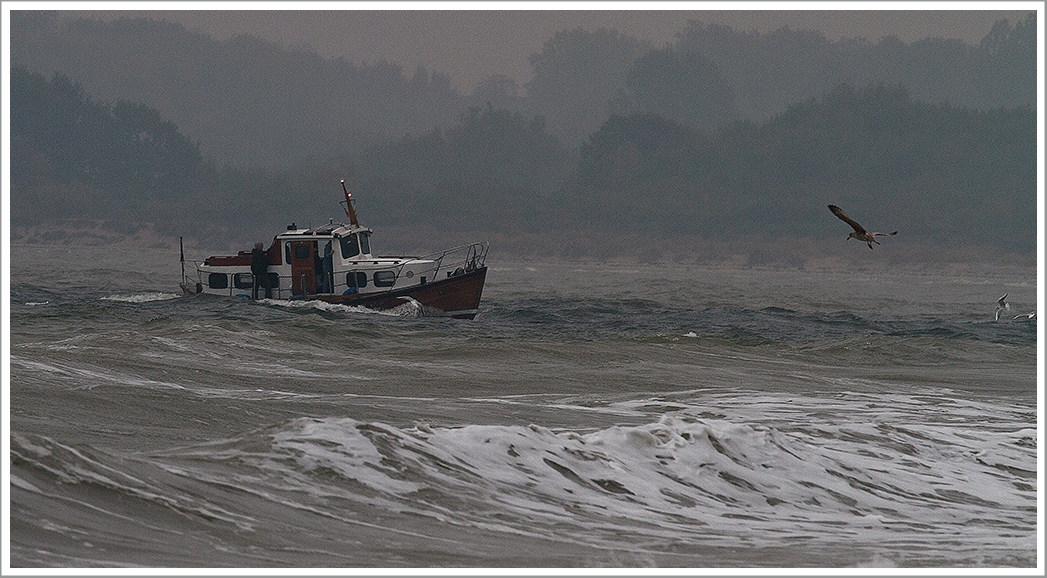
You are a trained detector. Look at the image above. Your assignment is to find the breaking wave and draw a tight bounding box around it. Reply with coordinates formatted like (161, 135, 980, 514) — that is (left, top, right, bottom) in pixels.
(11, 390, 1035, 566)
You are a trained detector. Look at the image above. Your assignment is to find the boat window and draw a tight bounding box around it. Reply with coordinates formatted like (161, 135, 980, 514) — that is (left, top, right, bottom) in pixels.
(373, 270, 396, 287)
(340, 234, 359, 258)
(208, 273, 228, 289)
(233, 273, 254, 289)
(294, 245, 311, 259)
(285, 242, 292, 263)
(346, 271, 367, 288)
(359, 232, 371, 255)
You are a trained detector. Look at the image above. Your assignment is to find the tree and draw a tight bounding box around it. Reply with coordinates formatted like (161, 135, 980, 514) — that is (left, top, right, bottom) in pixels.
(10, 16, 469, 169)
(572, 113, 704, 229)
(525, 27, 652, 144)
(623, 47, 738, 133)
(977, 13, 1037, 107)
(10, 67, 209, 225)
(469, 73, 523, 112)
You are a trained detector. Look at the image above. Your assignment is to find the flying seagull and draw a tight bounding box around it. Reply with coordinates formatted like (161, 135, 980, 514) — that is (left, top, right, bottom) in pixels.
(828, 205, 898, 249)
(995, 294, 1010, 321)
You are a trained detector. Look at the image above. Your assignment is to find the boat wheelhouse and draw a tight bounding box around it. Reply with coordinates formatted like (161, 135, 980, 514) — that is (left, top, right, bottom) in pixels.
(180, 181, 488, 319)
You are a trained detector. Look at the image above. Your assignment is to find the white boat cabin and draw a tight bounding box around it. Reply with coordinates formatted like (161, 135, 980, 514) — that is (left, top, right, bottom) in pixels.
(193, 222, 452, 299)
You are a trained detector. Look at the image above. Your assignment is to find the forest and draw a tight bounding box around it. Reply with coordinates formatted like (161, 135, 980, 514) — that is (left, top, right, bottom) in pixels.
(10, 12, 1035, 168)
(7, 12, 1039, 258)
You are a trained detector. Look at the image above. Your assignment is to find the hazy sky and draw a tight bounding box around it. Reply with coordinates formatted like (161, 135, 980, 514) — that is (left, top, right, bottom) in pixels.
(60, 4, 1040, 93)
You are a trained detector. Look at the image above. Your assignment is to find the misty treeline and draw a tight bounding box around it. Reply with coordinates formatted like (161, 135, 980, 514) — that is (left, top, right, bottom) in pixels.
(10, 66, 1035, 251)
(11, 12, 1035, 168)
(8, 12, 1037, 253)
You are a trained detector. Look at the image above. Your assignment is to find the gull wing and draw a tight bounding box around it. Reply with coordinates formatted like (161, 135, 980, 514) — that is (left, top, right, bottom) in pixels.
(828, 204, 866, 234)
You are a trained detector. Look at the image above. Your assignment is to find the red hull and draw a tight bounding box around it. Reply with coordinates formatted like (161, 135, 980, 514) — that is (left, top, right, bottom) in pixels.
(313, 266, 487, 319)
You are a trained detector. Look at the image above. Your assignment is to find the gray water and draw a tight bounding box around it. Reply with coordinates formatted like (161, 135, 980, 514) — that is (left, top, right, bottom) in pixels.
(7, 244, 1039, 568)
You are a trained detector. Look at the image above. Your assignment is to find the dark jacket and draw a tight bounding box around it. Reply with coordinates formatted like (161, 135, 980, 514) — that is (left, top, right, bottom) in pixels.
(251, 247, 269, 276)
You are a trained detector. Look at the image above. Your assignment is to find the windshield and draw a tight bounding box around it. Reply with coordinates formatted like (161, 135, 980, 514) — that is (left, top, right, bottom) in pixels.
(340, 234, 359, 258)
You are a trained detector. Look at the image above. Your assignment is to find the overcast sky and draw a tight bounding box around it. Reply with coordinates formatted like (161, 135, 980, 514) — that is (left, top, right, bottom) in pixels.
(61, 4, 1039, 93)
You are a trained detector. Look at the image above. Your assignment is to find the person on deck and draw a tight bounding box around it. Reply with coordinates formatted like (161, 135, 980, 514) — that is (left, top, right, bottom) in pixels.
(251, 242, 270, 299)
(322, 242, 333, 293)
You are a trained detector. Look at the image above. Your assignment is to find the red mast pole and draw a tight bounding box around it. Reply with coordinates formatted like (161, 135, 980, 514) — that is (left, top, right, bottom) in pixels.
(340, 179, 359, 227)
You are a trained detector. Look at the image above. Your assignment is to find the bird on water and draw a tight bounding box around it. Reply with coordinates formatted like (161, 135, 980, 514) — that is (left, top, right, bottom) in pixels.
(994, 293, 1036, 322)
(828, 204, 897, 249)
(995, 294, 1010, 321)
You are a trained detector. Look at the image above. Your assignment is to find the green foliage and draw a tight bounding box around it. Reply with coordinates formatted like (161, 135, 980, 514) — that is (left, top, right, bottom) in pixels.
(10, 67, 208, 224)
(569, 83, 1036, 251)
(11, 11, 1036, 173)
(675, 13, 1037, 119)
(977, 14, 1038, 107)
(9, 15, 466, 170)
(571, 113, 704, 229)
(10, 66, 1036, 254)
(525, 27, 653, 143)
(622, 47, 738, 132)
(355, 104, 573, 230)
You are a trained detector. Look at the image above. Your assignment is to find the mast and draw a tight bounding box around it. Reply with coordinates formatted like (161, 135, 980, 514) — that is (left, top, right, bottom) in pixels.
(340, 179, 359, 227)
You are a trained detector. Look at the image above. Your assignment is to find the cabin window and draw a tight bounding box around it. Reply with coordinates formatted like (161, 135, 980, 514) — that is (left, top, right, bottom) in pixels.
(285, 242, 292, 264)
(233, 273, 254, 289)
(208, 273, 229, 289)
(374, 270, 396, 287)
(346, 271, 367, 288)
(359, 232, 371, 255)
(294, 245, 311, 259)
(340, 234, 360, 258)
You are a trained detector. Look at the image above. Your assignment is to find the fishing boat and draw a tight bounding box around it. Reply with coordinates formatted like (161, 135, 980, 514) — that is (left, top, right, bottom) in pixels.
(179, 181, 488, 319)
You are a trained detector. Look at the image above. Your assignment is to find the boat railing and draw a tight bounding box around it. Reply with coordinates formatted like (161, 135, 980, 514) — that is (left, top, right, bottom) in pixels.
(400, 241, 488, 281)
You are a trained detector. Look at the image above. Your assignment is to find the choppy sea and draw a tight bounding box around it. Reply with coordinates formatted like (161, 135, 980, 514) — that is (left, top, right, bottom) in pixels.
(6, 244, 1041, 569)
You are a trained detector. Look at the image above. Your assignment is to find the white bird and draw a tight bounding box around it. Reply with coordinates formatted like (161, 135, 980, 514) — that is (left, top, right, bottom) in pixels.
(828, 205, 897, 249)
(995, 294, 1011, 321)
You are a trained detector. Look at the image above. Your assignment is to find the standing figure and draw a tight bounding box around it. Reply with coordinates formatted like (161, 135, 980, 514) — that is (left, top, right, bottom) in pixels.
(322, 242, 334, 293)
(251, 242, 270, 299)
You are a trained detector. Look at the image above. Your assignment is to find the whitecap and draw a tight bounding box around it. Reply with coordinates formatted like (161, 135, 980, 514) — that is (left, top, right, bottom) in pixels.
(260, 298, 403, 317)
(102, 292, 180, 303)
(142, 392, 1037, 563)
